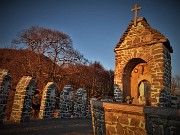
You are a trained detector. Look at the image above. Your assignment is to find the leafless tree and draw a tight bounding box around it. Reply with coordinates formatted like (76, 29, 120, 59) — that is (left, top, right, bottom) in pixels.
(172, 75, 180, 95)
(12, 26, 87, 82)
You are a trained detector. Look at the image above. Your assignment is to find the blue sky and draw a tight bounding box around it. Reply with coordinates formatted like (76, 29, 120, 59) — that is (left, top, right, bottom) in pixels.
(0, 0, 180, 75)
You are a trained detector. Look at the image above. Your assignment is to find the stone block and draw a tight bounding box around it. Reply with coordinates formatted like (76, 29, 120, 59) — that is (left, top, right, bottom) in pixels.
(106, 125, 116, 134)
(105, 113, 117, 122)
(130, 117, 140, 126)
(153, 124, 164, 135)
(134, 127, 146, 135)
(118, 116, 129, 125)
(117, 124, 125, 134)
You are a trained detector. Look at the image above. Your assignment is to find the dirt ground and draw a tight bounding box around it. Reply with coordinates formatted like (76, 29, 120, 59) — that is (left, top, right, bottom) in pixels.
(0, 118, 93, 135)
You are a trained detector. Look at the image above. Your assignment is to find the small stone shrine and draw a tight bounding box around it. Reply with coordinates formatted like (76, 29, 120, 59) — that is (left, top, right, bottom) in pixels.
(90, 4, 180, 135)
(114, 4, 173, 107)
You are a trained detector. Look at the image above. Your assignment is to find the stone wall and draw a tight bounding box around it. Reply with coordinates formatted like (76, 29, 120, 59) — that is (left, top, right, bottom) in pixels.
(10, 76, 35, 123)
(91, 100, 180, 135)
(0, 69, 11, 123)
(39, 82, 58, 119)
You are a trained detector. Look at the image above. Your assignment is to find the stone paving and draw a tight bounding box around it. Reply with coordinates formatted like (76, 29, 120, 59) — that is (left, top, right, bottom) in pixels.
(0, 118, 93, 135)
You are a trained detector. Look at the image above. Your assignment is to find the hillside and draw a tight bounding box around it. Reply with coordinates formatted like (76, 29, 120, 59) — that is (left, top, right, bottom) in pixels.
(0, 48, 54, 90)
(0, 48, 114, 97)
(1, 48, 114, 119)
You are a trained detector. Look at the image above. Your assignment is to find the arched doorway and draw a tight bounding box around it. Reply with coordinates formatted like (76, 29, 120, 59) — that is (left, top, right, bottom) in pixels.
(137, 80, 151, 105)
(123, 58, 151, 105)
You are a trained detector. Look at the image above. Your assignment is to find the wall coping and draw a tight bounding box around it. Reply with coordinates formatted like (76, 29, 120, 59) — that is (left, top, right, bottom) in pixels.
(90, 100, 180, 117)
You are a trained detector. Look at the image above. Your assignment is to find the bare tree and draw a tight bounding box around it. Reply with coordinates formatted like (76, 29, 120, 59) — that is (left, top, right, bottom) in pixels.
(172, 75, 180, 95)
(12, 26, 87, 83)
(47, 31, 87, 79)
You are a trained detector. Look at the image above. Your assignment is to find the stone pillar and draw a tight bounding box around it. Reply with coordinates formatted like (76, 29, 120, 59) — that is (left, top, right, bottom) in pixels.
(39, 82, 57, 119)
(10, 76, 35, 123)
(59, 85, 73, 118)
(86, 100, 92, 118)
(114, 84, 123, 102)
(0, 69, 11, 124)
(74, 88, 87, 118)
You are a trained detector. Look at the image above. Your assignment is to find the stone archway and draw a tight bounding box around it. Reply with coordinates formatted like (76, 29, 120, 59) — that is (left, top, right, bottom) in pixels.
(123, 58, 151, 104)
(39, 82, 58, 119)
(10, 76, 35, 123)
(123, 58, 146, 100)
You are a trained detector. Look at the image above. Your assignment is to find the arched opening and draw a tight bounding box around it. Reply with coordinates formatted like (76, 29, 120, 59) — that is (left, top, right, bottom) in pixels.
(123, 58, 151, 105)
(137, 80, 151, 105)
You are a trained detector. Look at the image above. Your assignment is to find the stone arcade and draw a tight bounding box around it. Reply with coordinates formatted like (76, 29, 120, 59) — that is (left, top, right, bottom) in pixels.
(0, 71, 92, 123)
(90, 4, 180, 135)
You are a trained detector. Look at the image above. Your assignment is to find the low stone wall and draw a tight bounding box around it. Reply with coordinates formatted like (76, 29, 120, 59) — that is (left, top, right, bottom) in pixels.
(90, 100, 180, 135)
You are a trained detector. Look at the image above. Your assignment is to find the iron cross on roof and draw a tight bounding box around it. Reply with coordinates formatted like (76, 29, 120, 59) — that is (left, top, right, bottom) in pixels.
(131, 4, 142, 26)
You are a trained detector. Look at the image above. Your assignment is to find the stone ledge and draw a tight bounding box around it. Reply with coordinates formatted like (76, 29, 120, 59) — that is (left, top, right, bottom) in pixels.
(91, 100, 180, 117)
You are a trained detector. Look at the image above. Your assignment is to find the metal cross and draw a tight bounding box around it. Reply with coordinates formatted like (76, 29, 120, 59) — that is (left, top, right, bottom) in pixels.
(131, 4, 142, 26)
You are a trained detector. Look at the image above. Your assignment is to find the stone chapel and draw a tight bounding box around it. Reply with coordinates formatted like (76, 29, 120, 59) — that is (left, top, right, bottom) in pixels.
(114, 4, 173, 107)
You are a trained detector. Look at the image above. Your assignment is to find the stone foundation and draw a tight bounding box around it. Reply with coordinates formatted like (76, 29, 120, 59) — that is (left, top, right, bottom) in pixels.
(91, 100, 180, 135)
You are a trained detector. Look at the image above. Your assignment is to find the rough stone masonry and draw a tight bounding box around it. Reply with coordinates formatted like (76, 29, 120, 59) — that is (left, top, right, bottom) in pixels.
(114, 17, 173, 107)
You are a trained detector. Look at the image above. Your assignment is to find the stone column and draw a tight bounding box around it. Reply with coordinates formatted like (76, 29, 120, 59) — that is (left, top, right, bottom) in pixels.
(74, 88, 87, 118)
(0, 69, 11, 124)
(59, 85, 73, 118)
(114, 84, 123, 102)
(10, 76, 35, 123)
(39, 82, 57, 119)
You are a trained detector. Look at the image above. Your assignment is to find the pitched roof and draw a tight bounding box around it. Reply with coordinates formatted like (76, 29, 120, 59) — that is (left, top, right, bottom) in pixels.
(114, 17, 173, 53)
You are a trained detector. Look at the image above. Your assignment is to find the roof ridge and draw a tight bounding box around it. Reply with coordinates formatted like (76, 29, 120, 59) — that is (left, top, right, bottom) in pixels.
(115, 17, 173, 53)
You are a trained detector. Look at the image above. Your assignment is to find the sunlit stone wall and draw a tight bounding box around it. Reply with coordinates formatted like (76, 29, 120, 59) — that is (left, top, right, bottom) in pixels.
(39, 82, 57, 119)
(91, 100, 180, 135)
(10, 76, 35, 123)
